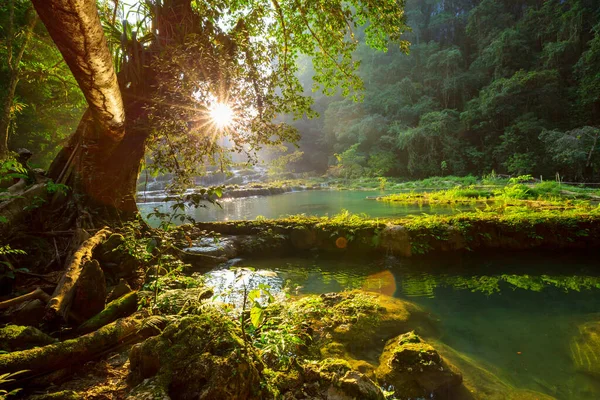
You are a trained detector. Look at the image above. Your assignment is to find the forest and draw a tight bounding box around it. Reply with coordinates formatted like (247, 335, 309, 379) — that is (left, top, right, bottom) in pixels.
(1, 1, 600, 400)
(289, 0, 600, 180)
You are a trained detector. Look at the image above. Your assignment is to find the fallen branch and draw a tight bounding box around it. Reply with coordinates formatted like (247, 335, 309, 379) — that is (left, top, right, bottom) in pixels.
(0, 314, 156, 376)
(0, 288, 50, 310)
(46, 228, 111, 323)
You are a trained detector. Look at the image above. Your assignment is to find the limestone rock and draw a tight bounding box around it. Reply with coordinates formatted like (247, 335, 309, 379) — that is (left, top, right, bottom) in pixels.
(375, 331, 462, 398)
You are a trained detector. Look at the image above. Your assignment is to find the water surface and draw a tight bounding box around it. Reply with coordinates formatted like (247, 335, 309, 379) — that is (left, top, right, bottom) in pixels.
(204, 251, 600, 400)
(138, 189, 476, 223)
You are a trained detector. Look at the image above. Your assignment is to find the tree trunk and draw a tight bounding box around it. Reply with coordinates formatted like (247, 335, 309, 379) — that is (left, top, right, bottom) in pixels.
(30, 0, 145, 222)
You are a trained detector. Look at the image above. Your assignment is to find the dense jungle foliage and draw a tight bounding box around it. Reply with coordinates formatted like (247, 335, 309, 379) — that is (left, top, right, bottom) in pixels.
(286, 0, 600, 181)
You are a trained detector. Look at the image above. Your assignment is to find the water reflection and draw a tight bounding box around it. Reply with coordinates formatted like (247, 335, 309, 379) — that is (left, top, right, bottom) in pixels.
(201, 251, 600, 400)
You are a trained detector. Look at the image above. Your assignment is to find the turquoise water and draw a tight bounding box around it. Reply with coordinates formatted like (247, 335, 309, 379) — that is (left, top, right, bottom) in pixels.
(138, 189, 475, 223)
(205, 251, 600, 400)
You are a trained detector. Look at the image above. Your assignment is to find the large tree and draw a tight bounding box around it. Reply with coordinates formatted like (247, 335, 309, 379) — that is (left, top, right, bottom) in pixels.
(28, 0, 408, 226)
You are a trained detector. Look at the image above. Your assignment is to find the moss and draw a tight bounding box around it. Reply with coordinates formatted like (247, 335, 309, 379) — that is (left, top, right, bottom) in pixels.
(129, 311, 264, 400)
(0, 325, 56, 352)
(77, 292, 139, 334)
(28, 390, 80, 400)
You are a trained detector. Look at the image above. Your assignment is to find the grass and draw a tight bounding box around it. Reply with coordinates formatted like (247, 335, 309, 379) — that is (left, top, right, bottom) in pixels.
(377, 181, 600, 206)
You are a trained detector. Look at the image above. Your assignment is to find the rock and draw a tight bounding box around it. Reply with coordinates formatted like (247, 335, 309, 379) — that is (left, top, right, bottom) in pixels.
(12, 299, 46, 326)
(0, 325, 56, 351)
(375, 331, 462, 398)
(129, 313, 263, 399)
(184, 236, 238, 258)
(570, 320, 600, 377)
(107, 279, 132, 303)
(380, 225, 412, 257)
(71, 260, 107, 320)
(338, 370, 384, 400)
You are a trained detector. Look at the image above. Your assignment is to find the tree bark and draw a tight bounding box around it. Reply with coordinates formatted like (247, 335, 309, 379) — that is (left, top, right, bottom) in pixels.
(30, 0, 125, 148)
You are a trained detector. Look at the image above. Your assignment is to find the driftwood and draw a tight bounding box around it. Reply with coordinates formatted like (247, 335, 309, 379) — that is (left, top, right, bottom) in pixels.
(46, 228, 111, 322)
(0, 314, 154, 376)
(0, 288, 50, 310)
(77, 292, 138, 334)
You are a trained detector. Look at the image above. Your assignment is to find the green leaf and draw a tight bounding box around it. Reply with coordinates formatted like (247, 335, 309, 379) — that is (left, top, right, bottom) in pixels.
(250, 303, 264, 328)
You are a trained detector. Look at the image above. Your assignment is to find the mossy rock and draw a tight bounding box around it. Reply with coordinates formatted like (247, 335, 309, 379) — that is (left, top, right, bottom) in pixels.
(375, 331, 462, 398)
(291, 291, 436, 363)
(269, 358, 384, 400)
(570, 320, 600, 377)
(129, 312, 263, 400)
(0, 325, 56, 351)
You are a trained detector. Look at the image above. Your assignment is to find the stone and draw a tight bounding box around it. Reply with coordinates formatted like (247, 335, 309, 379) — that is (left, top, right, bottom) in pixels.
(375, 331, 462, 398)
(338, 370, 384, 400)
(0, 325, 56, 351)
(71, 259, 107, 320)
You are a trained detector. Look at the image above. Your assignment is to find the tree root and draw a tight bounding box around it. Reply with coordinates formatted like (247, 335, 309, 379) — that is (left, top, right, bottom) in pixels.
(46, 228, 111, 323)
(0, 288, 50, 310)
(0, 313, 161, 377)
(77, 292, 138, 334)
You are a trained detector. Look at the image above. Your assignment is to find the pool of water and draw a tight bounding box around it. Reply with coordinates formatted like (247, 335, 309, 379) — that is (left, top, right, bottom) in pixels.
(138, 189, 476, 224)
(204, 251, 600, 400)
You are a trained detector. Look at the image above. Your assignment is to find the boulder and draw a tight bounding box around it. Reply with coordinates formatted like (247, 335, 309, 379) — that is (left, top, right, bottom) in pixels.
(375, 331, 462, 398)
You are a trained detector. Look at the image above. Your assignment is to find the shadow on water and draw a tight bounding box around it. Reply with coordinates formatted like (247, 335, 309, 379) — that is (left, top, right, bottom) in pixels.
(204, 249, 600, 400)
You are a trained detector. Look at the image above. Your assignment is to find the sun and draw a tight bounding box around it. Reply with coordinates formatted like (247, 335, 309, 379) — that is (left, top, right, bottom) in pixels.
(209, 102, 235, 129)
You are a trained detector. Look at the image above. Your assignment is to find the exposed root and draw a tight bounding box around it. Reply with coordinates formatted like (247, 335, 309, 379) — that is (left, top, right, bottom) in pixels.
(0, 288, 50, 310)
(46, 228, 111, 323)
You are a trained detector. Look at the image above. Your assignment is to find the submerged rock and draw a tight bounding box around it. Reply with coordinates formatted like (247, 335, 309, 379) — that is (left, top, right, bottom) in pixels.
(0, 325, 56, 351)
(375, 331, 462, 398)
(433, 341, 557, 400)
(570, 320, 600, 377)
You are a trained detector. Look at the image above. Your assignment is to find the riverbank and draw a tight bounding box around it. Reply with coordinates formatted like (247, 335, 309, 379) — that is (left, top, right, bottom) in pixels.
(187, 205, 600, 258)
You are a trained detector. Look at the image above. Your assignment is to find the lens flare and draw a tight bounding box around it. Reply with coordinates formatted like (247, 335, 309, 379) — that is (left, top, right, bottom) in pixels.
(209, 102, 235, 129)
